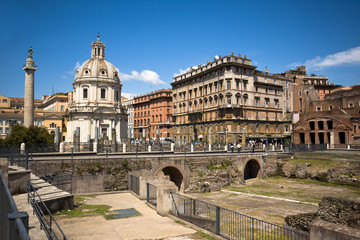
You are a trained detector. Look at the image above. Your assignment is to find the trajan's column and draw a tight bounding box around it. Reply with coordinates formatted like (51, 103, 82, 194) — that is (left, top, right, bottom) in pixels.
(23, 47, 37, 127)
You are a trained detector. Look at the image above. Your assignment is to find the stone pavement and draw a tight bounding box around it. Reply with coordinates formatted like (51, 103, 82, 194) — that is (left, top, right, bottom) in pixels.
(12, 193, 47, 240)
(56, 192, 196, 240)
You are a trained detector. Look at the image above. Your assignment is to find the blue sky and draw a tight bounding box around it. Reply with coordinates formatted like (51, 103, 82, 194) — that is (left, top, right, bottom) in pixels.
(1, 0, 359, 100)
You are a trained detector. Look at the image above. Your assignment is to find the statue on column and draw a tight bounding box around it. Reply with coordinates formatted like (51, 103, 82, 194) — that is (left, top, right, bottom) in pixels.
(28, 47, 33, 58)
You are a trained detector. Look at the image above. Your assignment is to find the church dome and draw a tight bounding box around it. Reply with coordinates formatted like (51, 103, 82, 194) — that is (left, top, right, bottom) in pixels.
(74, 36, 120, 83)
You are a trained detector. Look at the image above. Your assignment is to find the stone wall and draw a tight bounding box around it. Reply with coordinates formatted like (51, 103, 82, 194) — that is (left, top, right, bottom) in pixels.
(262, 155, 360, 187)
(29, 154, 265, 193)
(285, 196, 360, 233)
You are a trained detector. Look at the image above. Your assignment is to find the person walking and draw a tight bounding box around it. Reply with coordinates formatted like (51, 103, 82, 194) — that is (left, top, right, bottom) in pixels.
(230, 143, 234, 153)
(237, 143, 241, 153)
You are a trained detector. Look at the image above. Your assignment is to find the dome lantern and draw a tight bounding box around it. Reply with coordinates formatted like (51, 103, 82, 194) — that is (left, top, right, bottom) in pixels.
(91, 34, 105, 59)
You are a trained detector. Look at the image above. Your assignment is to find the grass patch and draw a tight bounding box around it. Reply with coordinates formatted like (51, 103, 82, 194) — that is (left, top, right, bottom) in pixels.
(223, 176, 360, 204)
(175, 220, 187, 226)
(295, 152, 360, 160)
(55, 195, 112, 219)
(194, 231, 216, 240)
(288, 158, 348, 170)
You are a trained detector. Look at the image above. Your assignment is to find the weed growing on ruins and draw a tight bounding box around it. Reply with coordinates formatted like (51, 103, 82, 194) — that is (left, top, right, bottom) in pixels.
(194, 231, 216, 240)
(54, 195, 112, 219)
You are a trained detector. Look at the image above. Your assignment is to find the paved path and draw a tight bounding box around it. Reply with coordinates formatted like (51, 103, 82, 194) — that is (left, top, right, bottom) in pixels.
(13, 193, 47, 240)
(57, 192, 196, 240)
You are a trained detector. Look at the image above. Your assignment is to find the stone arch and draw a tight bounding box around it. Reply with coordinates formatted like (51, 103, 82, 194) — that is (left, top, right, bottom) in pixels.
(244, 159, 261, 180)
(155, 164, 184, 191)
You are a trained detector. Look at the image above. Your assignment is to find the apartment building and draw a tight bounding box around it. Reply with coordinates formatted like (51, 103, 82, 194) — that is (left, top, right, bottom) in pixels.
(171, 53, 292, 145)
(133, 89, 172, 141)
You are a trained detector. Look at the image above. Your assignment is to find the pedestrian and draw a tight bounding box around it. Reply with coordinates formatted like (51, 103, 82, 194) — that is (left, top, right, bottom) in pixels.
(230, 143, 234, 153)
(251, 143, 255, 153)
(237, 143, 241, 153)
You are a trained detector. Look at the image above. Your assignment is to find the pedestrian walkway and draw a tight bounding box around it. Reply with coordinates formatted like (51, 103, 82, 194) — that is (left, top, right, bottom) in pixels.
(56, 192, 197, 240)
(12, 193, 47, 240)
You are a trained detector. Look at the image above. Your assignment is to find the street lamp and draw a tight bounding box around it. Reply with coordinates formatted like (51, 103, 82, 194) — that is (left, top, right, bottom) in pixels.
(224, 128, 228, 146)
(148, 125, 151, 144)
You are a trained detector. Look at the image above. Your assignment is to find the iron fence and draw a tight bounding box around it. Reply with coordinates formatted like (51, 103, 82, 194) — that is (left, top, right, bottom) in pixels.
(129, 175, 139, 195)
(27, 181, 68, 240)
(0, 148, 29, 170)
(146, 183, 157, 207)
(170, 192, 309, 240)
(41, 173, 72, 194)
(287, 144, 327, 152)
(0, 171, 30, 240)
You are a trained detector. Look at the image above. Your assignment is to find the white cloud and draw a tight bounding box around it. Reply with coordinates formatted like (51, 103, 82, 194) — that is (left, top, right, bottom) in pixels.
(173, 66, 199, 77)
(73, 61, 81, 71)
(61, 75, 68, 79)
(119, 70, 165, 85)
(304, 46, 360, 70)
(66, 61, 81, 75)
(122, 92, 136, 99)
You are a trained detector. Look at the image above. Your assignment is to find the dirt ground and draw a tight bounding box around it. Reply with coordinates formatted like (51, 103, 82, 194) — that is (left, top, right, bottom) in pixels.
(187, 176, 360, 225)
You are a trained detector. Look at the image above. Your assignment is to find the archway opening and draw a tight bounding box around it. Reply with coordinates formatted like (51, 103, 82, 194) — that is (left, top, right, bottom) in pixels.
(244, 159, 260, 180)
(161, 166, 183, 190)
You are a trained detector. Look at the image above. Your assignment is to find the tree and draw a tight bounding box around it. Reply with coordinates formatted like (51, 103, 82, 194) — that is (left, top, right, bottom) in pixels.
(1, 124, 54, 145)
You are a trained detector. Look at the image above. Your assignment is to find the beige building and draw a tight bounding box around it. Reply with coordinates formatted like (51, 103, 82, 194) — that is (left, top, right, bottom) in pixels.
(42, 93, 68, 112)
(0, 109, 65, 139)
(171, 53, 292, 145)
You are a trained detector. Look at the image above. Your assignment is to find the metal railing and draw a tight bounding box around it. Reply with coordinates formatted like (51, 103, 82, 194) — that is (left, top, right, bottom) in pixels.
(129, 175, 139, 195)
(146, 183, 157, 207)
(170, 192, 309, 240)
(41, 173, 72, 194)
(287, 144, 327, 152)
(27, 181, 68, 240)
(0, 172, 30, 240)
(0, 148, 29, 170)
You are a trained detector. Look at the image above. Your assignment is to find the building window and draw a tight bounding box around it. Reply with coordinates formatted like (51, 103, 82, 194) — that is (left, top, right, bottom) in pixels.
(83, 88, 88, 99)
(329, 106, 333, 110)
(316, 106, 322, 111)
(309, 121, 315, 130)
(60, 105, 64, 111)
(227, 96, 231, 105)
(101, 89, 109, 99)
(5, 128, 10, 134)
(255, 97, 260, 106)
(227, 80, 231, 90)
(116, 91, 119, 101)
(50, 122, 56, 128)
(349, 103, 354, 108)
(2, 99, 7, 103)
(243, 81, 247, 91)
(0, 127, 2, 133)
(285, 125, 289, 132)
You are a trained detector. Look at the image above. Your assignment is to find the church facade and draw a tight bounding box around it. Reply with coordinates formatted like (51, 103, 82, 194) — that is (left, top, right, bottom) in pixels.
(66, 37, 127, 143)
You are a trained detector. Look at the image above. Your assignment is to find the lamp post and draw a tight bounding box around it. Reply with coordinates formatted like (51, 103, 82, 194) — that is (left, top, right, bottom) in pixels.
(241, 127, 246, 147)
(148, 125, 151, 144)
(224, 128, 228, 148)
